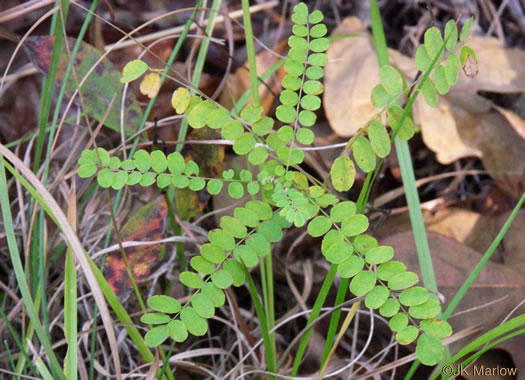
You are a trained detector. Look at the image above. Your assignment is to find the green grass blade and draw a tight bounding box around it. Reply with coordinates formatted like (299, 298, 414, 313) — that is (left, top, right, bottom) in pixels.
(0, 155, 66, 380)
(241, 0, 260, 106)
(64, 246, 77, 379)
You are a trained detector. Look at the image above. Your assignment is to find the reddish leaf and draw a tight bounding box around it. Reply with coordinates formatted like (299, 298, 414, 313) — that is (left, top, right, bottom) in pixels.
(24, 36, 143, 136)
(104, 197, 167, 300)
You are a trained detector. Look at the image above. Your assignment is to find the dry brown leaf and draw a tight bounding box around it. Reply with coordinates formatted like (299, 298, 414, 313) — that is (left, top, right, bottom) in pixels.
(324, 17, 415, 137)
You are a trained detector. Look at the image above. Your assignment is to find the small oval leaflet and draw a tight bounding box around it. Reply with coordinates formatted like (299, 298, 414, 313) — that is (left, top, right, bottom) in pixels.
(416, 333, 443, 366)
(148, 295, 181, 314)
(390, 313, 409, 332)
(191, 293, 215, 319)
(145, 324, 169, 347)
(337, 255, 364, 278)
(364, 285, 390, 309)
(349, 270, 376, 297)
(396, 325, 419, 345)
(180, 307, 208, 336)
(330, 156, 355, 192)
(399, 286, 429, 306)
(388, 271, 419, 290)
(408, 299, 441, 320)
(121, 59, 148, 83)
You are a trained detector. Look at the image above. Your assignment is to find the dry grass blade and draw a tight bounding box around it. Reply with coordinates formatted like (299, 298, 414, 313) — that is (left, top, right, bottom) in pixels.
(0, 144, 122, 378)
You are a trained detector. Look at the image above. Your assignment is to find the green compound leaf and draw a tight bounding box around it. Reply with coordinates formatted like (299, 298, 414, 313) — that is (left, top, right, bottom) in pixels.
(200, 243, 226, 264)
(309, 10, 324, 24)
(420, 319, 452, 339)
(460, 17, 474, 41)
(444, 20, 458, 51)
(167, 152, 185, 174)
(379, 299, 400, 317)
(353, 136, 376, 172)
(310, 24, 327, 38)
(188, 100, 216, 129)
(233, 133, 256, 155)
(234, 207, 260, 228)
(97, 169, 114, 188)
(206, 179, 223, 195)
(191, 293, 215, 319)
(220, 216, 247, 239)
(365, 246, 394, 265)
(415, 44, 432, 72)
(234, 245, 258, 267)
(341, 214, 369, 237)
(253, 117, 274, 136)
(389, 313, 409, 332)
(445, 54, 460, 86)
(433, 64, 450, 95)
(301, 95, 321, 111)
(190, 256, 216, 275)
(168, 320, 188, 342)
(276, 105, 297, 124)
(388, 271, 419, 290)
(78, 163, 97, 178)
(371, 84, 390, 108)
(308, 53, 328, 66)
(399, 286, 430, 306)
(141, 312, 171, 324)
(171, 87, 190, 114)
(330, 201, 356, 223)
(330, 156, 355, 192)
(134, 149, 151, 172)
(421, 77, 438, 108)
(150, 150, 167, 173)
(353, 234, 378, 254)
(148, 295, 181, 314)
(206, 107, 231, 129)
(202, 283, 225, 308)
(179, 271, 203, 289)
(211, 270, 233, 289)
(368, 120, 391, 158)
(121, 59, 148, 83)
(307, 216, 331, 237)
(223, 259, 245, 287)
(222, 120, 244, 140)
(349, 270, 376, 297)
(324, 241, 353, 264)
(379, 65, 403, 96)
(424, 27, 444, 60)
(396, 325, 419, 345)
(416, 334, 443, 366)
(337, 255, 364, 278)
(145, 324, 169, 347)
(408, 299, 441, 319)
(180, 307, 208, 336)
(364, 285, 390, 309)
